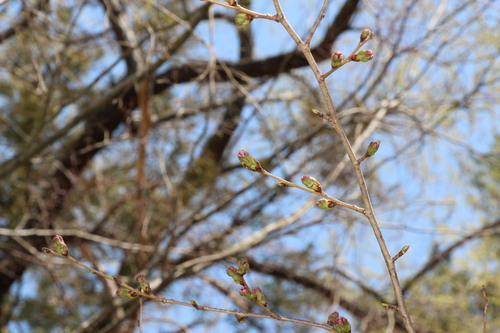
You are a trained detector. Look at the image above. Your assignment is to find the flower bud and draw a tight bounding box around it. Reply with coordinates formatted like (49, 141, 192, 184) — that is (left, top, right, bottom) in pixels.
(136, 274, 152, 294)
(360, 28, 372, 42)
(301, 175, 322, 192)
(235, 13, 253, 29)
(276, 181, 289, 187)
(116, 288, 138, 298)
(239, 286, 256, 300)
(253, 287, 267, 306)
(351, 50, 374, 62)
(366, 140, 380, 156)
(225, 0, 237, 5)
(238, 150, 263, 172)
(331, 51, 344, 68)
(226, 266, 244, 285)
(237, 260, 249, 275)
(327, 312, 352, 333)
(316, 199, 336, 209)
(51, 235, 68, 256)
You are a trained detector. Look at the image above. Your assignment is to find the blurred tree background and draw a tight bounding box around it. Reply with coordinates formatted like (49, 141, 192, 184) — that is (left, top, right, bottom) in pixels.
(0, 0, 498, 332)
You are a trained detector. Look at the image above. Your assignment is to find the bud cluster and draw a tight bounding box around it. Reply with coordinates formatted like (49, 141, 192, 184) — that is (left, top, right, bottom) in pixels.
(227, 261, 268, 307)
(327, 312, 352, 333)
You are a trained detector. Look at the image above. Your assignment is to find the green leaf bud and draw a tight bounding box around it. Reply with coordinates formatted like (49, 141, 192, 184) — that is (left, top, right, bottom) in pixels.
(316, 199, 337, 209)
(301, 175, 322, 192)
(136, 274, 152, 294)
(51, 235, 68, 256)
(366, 140, 381, 156)
(116, 288, 138, 298)
(237, 260, 249, 275)
(235, 13, 253, 29)
(238, 150, 263, 172)
(252, 287, 267, 306)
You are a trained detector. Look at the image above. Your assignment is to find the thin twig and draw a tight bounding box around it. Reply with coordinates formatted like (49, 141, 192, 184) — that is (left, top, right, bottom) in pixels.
(261, 169, 365, 213)
(481, 285, 488, 333)
(201, 0, 279, 21)
(305, 0, 329, 46)
(269, 0, 415, 331)
(320, 33, 374, 80)
(41, 249, 336, 331)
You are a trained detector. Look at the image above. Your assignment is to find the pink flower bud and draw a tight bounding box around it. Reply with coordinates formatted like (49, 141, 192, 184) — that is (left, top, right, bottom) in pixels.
(351, 50, 374, 62)
(327, 312, 352, 333)
(331, 51, 344, 68)
(239, 286, 256, 300)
